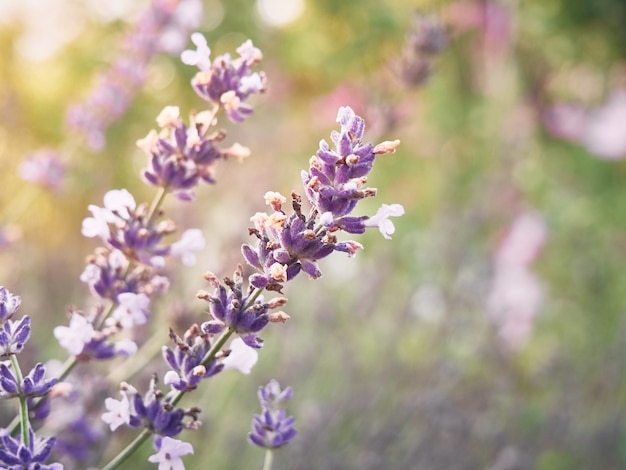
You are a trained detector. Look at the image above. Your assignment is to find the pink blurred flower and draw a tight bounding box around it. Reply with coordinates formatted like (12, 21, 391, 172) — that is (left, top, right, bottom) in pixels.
(544, 90, 626, 160)
(447, 0, 512, 56)
(488, 267, 542, 349)
(582, 90, 626, 160)
(488, 213, 546, 350)
(0, 225, 21, 250)
(311, 83, 368, 128)
(542, 104, 587, 142)
(18, 149, 65, 190)
(495, 213, 547, 267)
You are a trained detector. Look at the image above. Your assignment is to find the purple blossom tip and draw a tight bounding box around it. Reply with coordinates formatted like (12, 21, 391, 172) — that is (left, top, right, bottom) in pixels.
(249, 379, 297, 450)
(0, 286, 21, 322)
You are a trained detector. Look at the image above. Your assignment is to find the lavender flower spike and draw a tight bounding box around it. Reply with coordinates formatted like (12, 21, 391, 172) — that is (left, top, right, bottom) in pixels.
(0, 316, 31, 358)
(240, 106, 404, 291)
(0, 427, 62, 469)
(249, 379, 297, 450)
(0, 286, 21, 322)
(0, 362, 57, 399)
(183, 34, 267, 122)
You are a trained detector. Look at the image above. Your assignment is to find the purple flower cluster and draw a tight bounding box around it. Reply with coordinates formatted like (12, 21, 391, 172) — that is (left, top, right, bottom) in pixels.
(397, 11, 447, 87)
(137, 106, 251, 201)
(81, 189, 205, 268)
(0, 316, 30, 358)
(102, 377, 200, 443)
(80, 247, 169, 303)
(182, 34, 267, 122)
(249, 379, 297, 449)
(0, 428, 62, 470)
(18, 149, 65, 192)
(162, 324, 224, 391)
(0, 363, 56, 399)
(197, 267, 289, 348)
(240, 106, 404, 292)
(0, 286, 21, 322)
(53, 311, 138, 361)
(0, 287, 62, 469)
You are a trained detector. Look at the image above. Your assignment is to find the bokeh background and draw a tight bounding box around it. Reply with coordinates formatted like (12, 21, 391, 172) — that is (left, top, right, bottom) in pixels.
(2, 0, 626, 468)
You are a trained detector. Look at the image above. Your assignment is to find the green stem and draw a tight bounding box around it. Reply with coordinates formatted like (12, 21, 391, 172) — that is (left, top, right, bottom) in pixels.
(95, 298, 119, 331)
(147, 186, 168, 226)
(10, 355, 29, 446)
(244, 288, 264, 311)
(7, 354, 79, 435)
(101, 428, 152, 470)
(262, 449, 274, 470)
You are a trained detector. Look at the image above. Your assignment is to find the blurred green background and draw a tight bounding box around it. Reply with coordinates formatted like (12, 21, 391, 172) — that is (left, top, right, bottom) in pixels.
(2, 0, 626, 468)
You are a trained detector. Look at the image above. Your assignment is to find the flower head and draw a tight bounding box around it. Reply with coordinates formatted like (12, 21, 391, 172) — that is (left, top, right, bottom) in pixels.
(0, 426, 62, 469)
(240, 107, 403, 290)
(128, 375, 201, 437)
(0, 287, 21, 322)
(0, 362, 57, 399)
(82, 189, 199, 267)
(196, 266, 272, 348)
(185, 35, 267, 122)
(148, 436, 194, 470)
(138, 106, 245, 200)
(18, 149, 65, 191)
(0, 316, 31, 358)
(161, 324, 224, 392)
(248, 379, 297, 450)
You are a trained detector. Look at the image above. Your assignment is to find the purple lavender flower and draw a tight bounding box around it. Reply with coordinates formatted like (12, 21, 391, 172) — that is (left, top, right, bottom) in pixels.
(196, 267, 288, 348)
(0, 286, 21, 322)
(103, 376, 201, 439)
(18, 149, 65, 191)
(257, 378, 293, 411)
(53, 417, 102, 464)
(137, 106, 239, 201)
(182, 35, 267, 122)
(0, 362, 57, 399)
(161, 324, 224, 392)
(0, 316, 31, 358)
(81, 189, 205, 267)
(240, 106, 404, 291)
(396, 11, 447, 87)
(80, 247, 170, 302)
(301, 106, 400, 223)
(0, 427, 62, 470)
(248, 379, 297, 450)
(53, 312, 137, 360)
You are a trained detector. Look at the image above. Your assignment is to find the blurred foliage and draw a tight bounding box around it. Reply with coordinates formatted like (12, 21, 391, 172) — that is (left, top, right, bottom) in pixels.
(2, 0, 626, 468)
